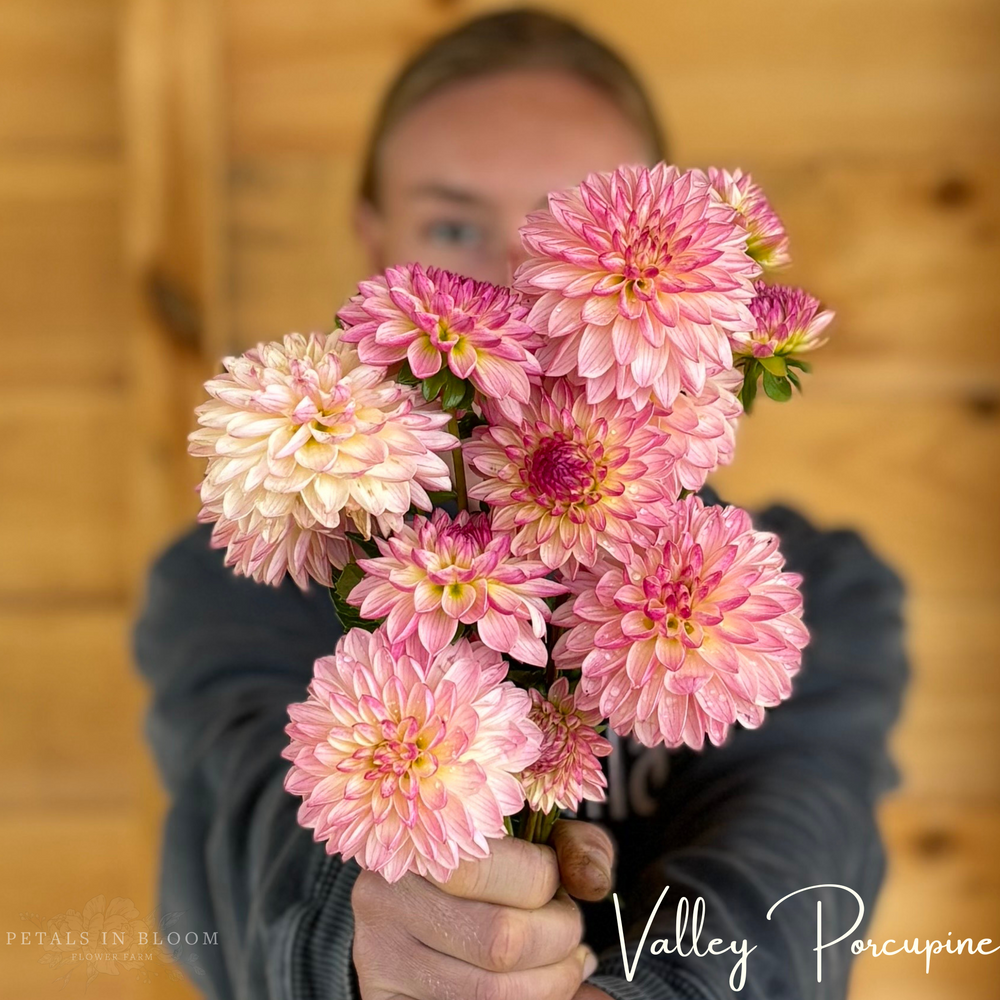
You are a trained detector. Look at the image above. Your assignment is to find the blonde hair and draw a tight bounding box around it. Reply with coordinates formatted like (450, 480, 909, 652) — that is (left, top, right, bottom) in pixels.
(359, 8, 666, 206)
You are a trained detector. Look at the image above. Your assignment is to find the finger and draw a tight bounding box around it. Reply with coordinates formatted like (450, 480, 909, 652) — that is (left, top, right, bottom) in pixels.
(407, 882, 584, 972)
(402, 939, 596, 1000)
(551, 820, 616, 902)
(428, 835, 560, 908)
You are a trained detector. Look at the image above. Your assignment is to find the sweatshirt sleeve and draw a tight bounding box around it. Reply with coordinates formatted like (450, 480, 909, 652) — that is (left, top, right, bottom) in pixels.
(586, 505, 909, 1000)
(133, 524, 361, 1000)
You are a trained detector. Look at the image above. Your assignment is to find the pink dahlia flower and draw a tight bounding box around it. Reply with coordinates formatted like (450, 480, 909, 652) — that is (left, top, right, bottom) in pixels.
(347, 509, 566, 666)
(338, 264, 541, 419)
(515, 163, 759, 407)
(283, 628, 541, 883)
(652, 370, 743, 496)
(464, 378, 678, 574)
(206, 514, 355, 588)
(552, 496, 809, 750)
(519, 677, 612, 814)
(706, 168, 790, 271)
(188, 331, 457, 588)
(736, 280, 835, 360)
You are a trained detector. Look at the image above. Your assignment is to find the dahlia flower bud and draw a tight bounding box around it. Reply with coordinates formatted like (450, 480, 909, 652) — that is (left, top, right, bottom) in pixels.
(552, 496, 809, 750)
(188, 331, 457, 588)
(337, 263, 542, 419)
(706, 167, 790, 271)
(283, 628, 542, 883)
(739, 280, 834, 360)
(515, 163, 759, 408)
(519, 678, 612, 814)
(347, 509, 566, 666)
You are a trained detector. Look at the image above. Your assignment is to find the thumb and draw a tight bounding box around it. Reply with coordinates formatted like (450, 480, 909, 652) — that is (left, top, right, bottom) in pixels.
(552, 819, 615, 902)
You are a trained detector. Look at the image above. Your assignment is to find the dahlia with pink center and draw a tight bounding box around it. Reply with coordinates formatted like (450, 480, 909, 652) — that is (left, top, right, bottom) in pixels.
(464, 378, 678, 574)
(515, 163, 759, 407)
(519, 677, 612, 814)
(346, 509, 566, 666)
(735, 280, 835, 360)
(283, 628, 541, 883)
(552, 496, 809, 750)
(706, 168, 790, 271)
(337, 264, 541, 419)
(651, 370, 743, 496)
(188, 331, 457, 588)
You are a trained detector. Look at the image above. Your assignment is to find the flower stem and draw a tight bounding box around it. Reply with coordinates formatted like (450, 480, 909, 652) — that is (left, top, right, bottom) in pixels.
(448, 415, 469, 512)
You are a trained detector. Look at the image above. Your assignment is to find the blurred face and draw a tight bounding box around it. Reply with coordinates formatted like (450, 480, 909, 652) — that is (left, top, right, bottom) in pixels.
(355, 68, 654, 285)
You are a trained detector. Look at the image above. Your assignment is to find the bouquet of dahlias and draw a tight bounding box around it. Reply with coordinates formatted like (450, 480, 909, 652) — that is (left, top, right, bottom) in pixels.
(189, 163, 833, 883)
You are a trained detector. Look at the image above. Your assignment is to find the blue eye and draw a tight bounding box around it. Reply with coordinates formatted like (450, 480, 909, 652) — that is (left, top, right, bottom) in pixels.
(425, 220, 485, 248)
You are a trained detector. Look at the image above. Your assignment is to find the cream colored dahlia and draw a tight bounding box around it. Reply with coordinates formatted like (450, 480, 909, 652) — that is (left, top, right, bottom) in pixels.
(189, 331, 457, 588)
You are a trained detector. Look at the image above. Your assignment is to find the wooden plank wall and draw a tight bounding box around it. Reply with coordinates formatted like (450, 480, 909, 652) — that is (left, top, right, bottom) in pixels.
(224, 3, 1000, 999)
(0, 1, 996, 998)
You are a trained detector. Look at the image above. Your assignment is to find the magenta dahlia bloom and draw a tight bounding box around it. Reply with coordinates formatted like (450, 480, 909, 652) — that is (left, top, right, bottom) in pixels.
(338, 264, 541, 418)
(652, 370, 743, 496)
(736, 280, 835, 360)
(283, 628, 541, 883)
(552, 496, 809, 750)
(464, 378, 678, 573)
(515, 163, 759, 407)
(519, 678, 612, 814)
(706, 168, 790, 271)
(347, 509, 566, 666)
(188, 331, 457, 587)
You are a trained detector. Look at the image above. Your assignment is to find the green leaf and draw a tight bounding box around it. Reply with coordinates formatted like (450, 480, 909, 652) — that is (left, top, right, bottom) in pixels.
(427, 490, 457, 506)
(329, 562, 383, 633)
(345, 532, 381, 559)
(740, 364, 759, 413)
(786, 368, 802, 390)
(758, 354, 788, 377)
(762, 371, 793, 402)
(421, 367, 449, 403)
(395, 359, 420, 386)
(458, 410, 487, 437)
(441, 371, 470, 411)
(784, 357, 812, 373)
(457, 379, 477, 412)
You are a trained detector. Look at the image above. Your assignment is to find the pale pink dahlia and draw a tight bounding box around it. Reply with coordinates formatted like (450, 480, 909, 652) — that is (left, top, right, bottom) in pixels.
(188, 331, 457, 588)
(735, 280, 834, 359)
(552, 496, 809, 750)
(464, 378, 678, 573)
(519, 677, 612, 814)
(283, 628, 541, 883)
(338, 264, 541, 418)
(515, 163, 759, 407)
(706, 168, 790, 271)
(651, 370, 743, 496)
(347, 509, 566, 666)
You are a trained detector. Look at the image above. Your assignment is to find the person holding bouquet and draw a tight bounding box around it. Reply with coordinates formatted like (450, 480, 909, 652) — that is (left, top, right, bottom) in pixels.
(134, 10, 907, 1000)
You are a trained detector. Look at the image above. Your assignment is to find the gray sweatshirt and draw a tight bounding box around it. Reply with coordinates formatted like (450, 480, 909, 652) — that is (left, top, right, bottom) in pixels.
(133, 494, 907, 999)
